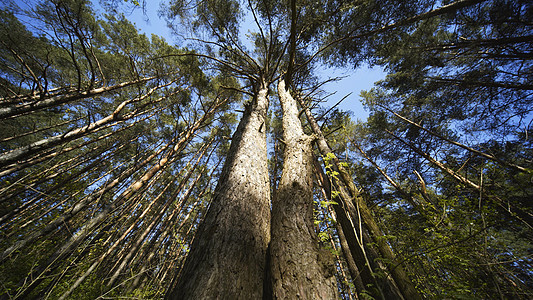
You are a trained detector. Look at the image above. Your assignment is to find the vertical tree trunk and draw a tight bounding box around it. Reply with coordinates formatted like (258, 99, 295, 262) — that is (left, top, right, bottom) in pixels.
(269, 79, 338, 299)
(165, 80, 271, 299)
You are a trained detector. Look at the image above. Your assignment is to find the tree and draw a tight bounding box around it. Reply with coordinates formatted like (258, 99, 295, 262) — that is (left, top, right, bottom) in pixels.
(165, 79, 271, 299)
(270, 79, 338, 298)
(1, 0, 532, 299)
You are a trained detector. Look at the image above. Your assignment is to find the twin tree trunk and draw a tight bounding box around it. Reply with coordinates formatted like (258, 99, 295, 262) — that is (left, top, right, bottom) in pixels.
(270, 80, 338, 298)
(166, 79, 338, 298)
(166, 80, 271, 299)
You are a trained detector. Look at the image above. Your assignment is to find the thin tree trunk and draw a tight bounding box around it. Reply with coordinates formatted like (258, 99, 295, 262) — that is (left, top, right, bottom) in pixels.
(329, 209, 360, 300)
(0, 100, 219, 264)
(0, 136, 116, 207)
(106, 142, 214, 288)
(332, 179, 391, 299)
(0, 76, 157, 119)
(314, 157, 370, 296)
(269, 79, 338, 299)
(379, 104, 528, 172)
(0, 137, 171, 263)
(0, 116, 83, 143)
(305, 109, 389, 300)
(165, 79, 271, 299)
(326, 222, 355, 300)
(14, 137, 151, 231)
(299, 97, 421, 300)
(353, 141, 434, 211)
(0, 107, 159, 178)
(129, 168, 214, 294)
(58, 164, 189, 300)
(0, 83, 174, 169)
(387, 129, 533, 229)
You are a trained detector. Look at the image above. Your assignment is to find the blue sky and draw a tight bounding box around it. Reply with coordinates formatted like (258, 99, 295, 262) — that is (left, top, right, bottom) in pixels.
(106, 1, 386, 121)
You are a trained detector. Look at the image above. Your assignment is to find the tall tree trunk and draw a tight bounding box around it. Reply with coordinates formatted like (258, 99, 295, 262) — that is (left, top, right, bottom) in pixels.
(298, 97, 421, 300)
(165, 79, 271, 299)
(269, 79, 338, 299)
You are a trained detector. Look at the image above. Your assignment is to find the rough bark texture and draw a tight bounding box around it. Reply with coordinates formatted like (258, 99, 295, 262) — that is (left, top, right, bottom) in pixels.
(166, 81, 271, 299)
(269, 80, 338, 299)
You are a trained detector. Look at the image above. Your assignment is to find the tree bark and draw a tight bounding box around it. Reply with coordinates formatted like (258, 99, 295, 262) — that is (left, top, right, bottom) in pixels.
(269, 79, 338, 299)
(165, 79, 271, 299)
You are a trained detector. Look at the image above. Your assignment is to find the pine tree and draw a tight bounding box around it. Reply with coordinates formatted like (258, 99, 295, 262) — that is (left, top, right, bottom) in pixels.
(1, 0, 531, 299)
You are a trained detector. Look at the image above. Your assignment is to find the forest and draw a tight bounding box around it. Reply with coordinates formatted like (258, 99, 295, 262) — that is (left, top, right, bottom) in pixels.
(0, 0, 531, 298)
